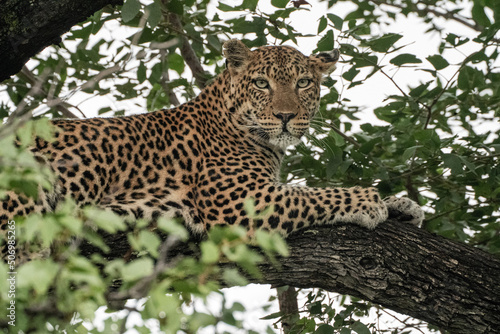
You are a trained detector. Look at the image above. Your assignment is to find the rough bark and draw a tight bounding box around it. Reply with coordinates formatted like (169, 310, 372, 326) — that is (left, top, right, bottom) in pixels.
(256, 223, 500, 334)
(0, 0, 123, 82)
(167, 11, 210, 88)
(80, 220, 500, 334)
(277, 286, 300, 333)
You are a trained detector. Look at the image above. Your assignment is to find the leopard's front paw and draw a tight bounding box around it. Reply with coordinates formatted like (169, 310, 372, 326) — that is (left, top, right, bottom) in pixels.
(384, 196, 424, 227)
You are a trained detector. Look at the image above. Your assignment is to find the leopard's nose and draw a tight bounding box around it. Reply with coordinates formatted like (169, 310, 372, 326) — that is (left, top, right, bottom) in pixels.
(273, 112, 296, 125)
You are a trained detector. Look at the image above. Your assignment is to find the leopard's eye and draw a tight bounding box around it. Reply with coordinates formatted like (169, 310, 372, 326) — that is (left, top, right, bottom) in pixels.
(297, 78, 311, 88)
(254, 79, 270, 89)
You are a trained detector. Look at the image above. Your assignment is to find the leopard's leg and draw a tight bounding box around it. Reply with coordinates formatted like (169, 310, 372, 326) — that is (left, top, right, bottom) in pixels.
(201, 184, 424, 236)
(199, 185, 383, 236)
(259, 185, 389, 235)
(1, 191, 50, 262)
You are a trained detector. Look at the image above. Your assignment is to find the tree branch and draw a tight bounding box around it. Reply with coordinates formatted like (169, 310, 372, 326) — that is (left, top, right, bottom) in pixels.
(253, 222, 500, 334)
(79, 221, 500, 334)
(369, 0, 500, 43)
(0, 0, 123, 82)
(166, 10, 210, 89)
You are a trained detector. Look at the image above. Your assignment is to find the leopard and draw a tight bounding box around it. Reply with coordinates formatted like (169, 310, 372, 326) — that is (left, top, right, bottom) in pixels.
(0, 39, 424, 260)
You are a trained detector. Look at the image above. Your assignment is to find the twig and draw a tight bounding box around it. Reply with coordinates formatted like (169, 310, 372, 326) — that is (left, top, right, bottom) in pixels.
(370, 0, 500, 43)
(19, 66, 82, 118)
(0, 68, 51, 141)
(311, 119, 361, 148)
(80, 64, 122, 91)
(424, 44, 490, 129)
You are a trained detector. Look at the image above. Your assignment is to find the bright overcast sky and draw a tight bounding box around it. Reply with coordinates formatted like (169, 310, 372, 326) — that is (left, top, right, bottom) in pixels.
(11, 0, 492, 333)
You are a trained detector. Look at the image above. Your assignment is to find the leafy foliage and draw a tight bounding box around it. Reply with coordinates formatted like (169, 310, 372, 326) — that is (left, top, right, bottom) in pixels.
(0, 0, 499, 332)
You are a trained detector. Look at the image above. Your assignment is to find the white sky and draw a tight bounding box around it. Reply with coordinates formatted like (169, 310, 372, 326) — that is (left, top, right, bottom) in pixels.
(6, 0, 497, 333)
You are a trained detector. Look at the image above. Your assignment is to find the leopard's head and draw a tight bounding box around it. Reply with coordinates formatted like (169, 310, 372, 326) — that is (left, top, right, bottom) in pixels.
(223, 39, 339, 149)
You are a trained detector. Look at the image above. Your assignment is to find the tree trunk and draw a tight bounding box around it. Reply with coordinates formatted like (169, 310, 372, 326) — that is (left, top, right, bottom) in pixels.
(0, 0, 123, 82)
(81, 221, 500, 334)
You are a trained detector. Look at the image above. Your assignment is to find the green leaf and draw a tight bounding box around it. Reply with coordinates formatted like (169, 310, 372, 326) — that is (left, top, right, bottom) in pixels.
(427, 54, 449, 70)
(157, 217, 189, 241)
(17, 122, 33, 147)
(390, 53, 422, 66)
(458, 155, 477, 174)
(327, 13, 343, 30)
(218, 3, 235, 11)
(342, 67, 360, 81)
(122, 258, 154, 281)
(149, 62, 162, 85)
(207, 35, 222, 52)
(17, 260, 59, 294)
(271, 233, 289, 256)
(98, 106, 112, 115)
(255, 229, 273, 250)
(457, 66, 484, 91)
(315, 324, 334, 334)
(318, 16, 327, 34)
(317, 30, 335, 52)
(260, 311, 283, 320)
(366, 33, 402, 52)
(243, 197, 257, 217)
(223, 268, 249, 286)
(129, 230, 161, 257)
(472, 3, 491, 27)
(122, 0, 141, 23)
(166, 0, 183, 15)
(241, 0, 259, 11)
(168, 52, 185, 75)
(351, 321, 370, 334)
(409, 81, 431, 97)
(137, 61, 147, 83)
(201, 240, 219, 264)
(442, 153, 463, 175)
(230, 302, 246, 312)
(445, 33, 469, 47)
(146, 0, 162, 28)
(457, 67, 470, 90)
(188, 312, 217, 331)
(84, 207, 127, 233)
(402, 145, 422, 161)
(271, 0, 289, 8)
(70, 25, 92, 40)
(309, 301, 322, 314)
(10, 179, 39, 199)
(351, 53, 378, 68)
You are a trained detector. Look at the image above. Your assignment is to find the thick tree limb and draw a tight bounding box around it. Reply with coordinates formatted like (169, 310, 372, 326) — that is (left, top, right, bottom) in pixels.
(0, 0, 123, 82)
(81, 221, 500, 334)
(254, 223, 500, 334)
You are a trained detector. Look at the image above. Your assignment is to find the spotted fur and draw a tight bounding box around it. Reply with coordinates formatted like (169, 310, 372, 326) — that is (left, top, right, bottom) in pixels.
(1, 40, 423, 260)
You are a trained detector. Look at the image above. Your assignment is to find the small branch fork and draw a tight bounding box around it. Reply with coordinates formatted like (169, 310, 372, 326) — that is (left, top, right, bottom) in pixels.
(369, 0, 500, 44)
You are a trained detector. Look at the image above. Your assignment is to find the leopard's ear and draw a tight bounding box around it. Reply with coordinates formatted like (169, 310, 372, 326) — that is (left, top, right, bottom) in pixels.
(309, 49, 340, 75)
(223, 39, 252, 74)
